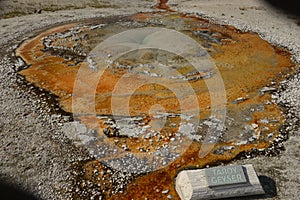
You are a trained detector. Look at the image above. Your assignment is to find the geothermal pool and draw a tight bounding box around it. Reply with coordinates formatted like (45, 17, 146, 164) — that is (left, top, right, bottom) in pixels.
(16, 11, 295, 199)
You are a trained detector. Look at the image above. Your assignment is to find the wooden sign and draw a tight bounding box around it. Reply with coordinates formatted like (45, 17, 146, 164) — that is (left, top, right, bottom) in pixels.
(205, 165, 247, 187)
(175, 164, 265, 200)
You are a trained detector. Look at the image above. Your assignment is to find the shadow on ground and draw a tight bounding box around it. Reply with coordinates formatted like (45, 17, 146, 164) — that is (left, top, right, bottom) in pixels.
(222, 175, 277, 200)
(0, 179, 40, 200)
(264, 0, 300, 17)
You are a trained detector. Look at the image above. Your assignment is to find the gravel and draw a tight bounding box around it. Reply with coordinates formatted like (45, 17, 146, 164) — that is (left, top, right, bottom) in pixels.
(0, 55, 91, 199)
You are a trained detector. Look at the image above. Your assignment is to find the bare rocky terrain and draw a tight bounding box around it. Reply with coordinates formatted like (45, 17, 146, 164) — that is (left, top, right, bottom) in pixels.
(0, 0, 299, 199)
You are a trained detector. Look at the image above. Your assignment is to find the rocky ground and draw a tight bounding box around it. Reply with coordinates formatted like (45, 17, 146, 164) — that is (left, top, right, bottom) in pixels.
(0, 0, 299, 200)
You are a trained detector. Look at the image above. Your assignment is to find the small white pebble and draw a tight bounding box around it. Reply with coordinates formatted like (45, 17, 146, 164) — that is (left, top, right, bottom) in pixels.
(162, 189, 169, 194)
